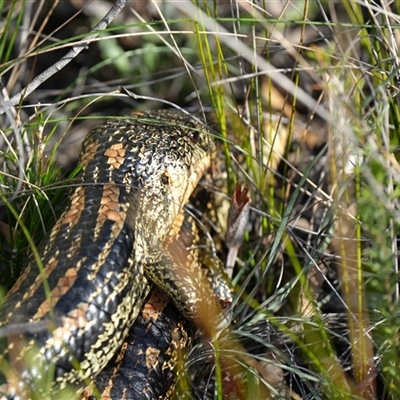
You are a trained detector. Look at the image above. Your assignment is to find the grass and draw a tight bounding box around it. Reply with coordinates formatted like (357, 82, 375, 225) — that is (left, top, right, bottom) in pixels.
(1, 0, 400, 398)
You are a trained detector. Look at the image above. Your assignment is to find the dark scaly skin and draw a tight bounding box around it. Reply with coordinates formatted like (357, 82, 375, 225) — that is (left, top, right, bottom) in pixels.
(83, 288, 191, 400)
(0, 110, 216, 398)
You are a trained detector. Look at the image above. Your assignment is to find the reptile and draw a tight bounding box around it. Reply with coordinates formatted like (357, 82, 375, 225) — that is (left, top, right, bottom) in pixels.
(82, 203, 233, 400)
(0, 110, 229, 398)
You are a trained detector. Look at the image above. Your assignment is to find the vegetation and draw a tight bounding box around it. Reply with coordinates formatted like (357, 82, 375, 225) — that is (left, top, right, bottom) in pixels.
(0, 0, 399, 398)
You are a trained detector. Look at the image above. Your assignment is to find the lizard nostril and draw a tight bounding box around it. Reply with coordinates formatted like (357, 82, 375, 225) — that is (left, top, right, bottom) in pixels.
(161, 171, 170, 185)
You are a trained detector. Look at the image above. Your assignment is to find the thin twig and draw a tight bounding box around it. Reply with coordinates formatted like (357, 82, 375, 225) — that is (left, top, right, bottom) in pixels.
(0, 0, 128, 115)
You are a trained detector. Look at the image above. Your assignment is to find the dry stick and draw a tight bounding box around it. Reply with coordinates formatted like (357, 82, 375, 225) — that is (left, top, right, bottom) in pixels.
(0, 0, 128, 115)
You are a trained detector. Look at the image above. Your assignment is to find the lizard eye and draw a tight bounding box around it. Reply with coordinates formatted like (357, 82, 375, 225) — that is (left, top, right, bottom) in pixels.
(188, 130, 199, 143)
